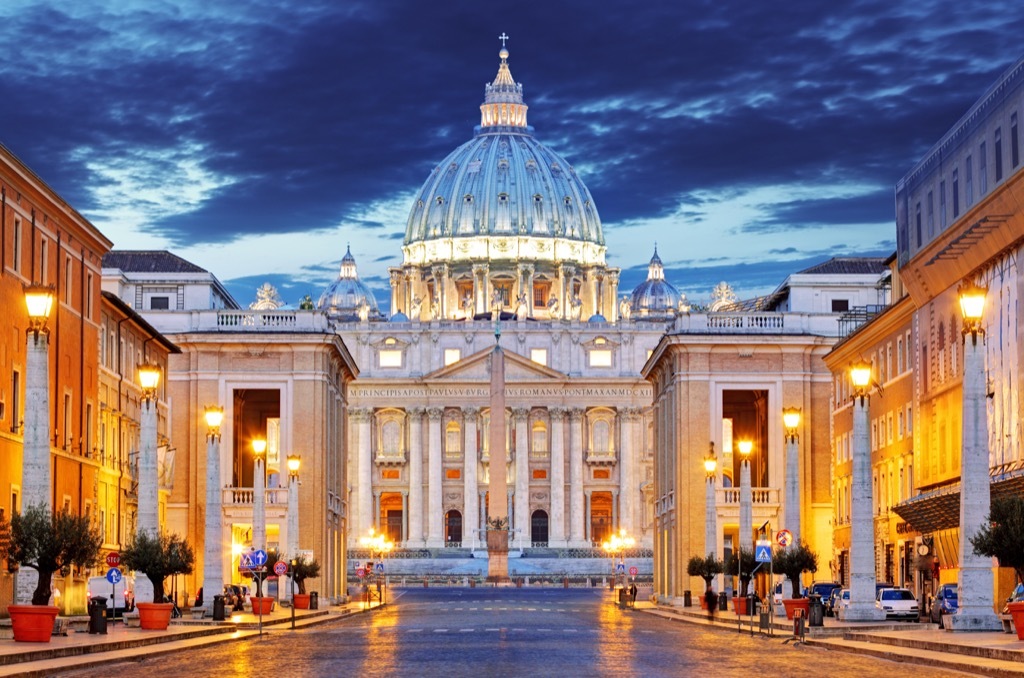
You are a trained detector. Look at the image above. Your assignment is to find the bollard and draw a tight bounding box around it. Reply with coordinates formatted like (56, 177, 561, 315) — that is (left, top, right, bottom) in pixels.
(563, 577, 569, 589)
(718, 591, 728, 612)
(310, 591, 318, 610)
(213, 594, 225, 621)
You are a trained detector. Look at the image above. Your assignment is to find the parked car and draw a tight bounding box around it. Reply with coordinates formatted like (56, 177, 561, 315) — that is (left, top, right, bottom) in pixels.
(930, 584, 958, 628)
(810, 581, 841, 609)
(87, 575, 135, 617)
(826, 586, 844, 617)
(876, 587, 920, 621)
(834, 588, 851, 619)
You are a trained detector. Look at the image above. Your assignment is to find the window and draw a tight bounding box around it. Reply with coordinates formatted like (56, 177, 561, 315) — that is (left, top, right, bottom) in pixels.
(12, 218, 21, 273)
(86, 273, 93, 320)
(589, 350, 612, 367)
(40, 239, 48, 284)
(85, 403, 93, 456)
(896, 337, 903, 374)
(64, 257, 73, 304)
(149, 296, 170, 310)
(63, 392, 72, 449)
(905, 331, 912, 371)
(444, 349, 461, 366)
(926, 191, 934, 236)
(914, 203, 922, 247)
(906, 405, 912, 434)
(592, 420, 610, 452)
(10, 370, 19, 433)
(533, 282, 548, 308)
(1013, 113, 1020, 168)
(980, 141, 988, 193)
(531, 420, 548, 454)
(951, 170, 959, 218)
(898, 409, 904, 440)
(886, 344, 892, 382)
(831, 299, 849, 312)
(445, 420, 461, 458)
(995, 128, 1003, 182)
(939, 180, 946, 227)
(379, 338, 402, 368)
(530, 348, 547, 366)
(965, 156, 973, 205)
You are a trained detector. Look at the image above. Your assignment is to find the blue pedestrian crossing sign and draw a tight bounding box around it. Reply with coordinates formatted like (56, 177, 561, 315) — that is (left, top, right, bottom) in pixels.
(240, 548, 269, 571)
(615, 562, 626, 574)
(755, 540, 772, 563)
(375, 562, 385, 574)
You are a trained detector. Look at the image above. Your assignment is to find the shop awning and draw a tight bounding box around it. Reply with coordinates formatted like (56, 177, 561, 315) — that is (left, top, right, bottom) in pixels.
(892, 465, 1024, 534)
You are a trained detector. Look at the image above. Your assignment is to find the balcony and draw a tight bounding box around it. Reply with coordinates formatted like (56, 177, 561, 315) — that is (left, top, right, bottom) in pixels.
(585, 448, 616, 465)
(714, 486, 781, 522)
(222, 487, 289, 508)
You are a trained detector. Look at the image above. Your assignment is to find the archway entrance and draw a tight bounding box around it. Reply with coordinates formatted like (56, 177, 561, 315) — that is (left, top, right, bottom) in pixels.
(531, 510, 549, 546)
(445, 509, 463, 546)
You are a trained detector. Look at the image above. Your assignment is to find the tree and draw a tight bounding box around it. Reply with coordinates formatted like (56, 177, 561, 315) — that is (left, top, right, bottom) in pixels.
(120, 531, 195, 603)
(686, 554, 723, 592)
(772, 541, 818, 598)
(970, 495, 1024, 585)
(726, 548, 758, 596)
(291, 557, 321, 595)
(8, 504, 102, 606)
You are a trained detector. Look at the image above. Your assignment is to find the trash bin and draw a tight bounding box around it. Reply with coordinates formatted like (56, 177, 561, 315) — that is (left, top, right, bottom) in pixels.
(310, 591, 319, 610)
(718, 591, 728, 612)
(683, 590, 692, 607)
(213, 594, 226, 621)
(88, 596, 107, 634)
(618, 588, 628, 608)
(808, 593, 824, 627)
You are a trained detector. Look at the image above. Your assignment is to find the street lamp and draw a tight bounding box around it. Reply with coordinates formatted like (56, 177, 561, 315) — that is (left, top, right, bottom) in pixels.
(737, 439, 753, 555)
(846, 361, 884, 620)
(360, 527, 393, 606)
(704, 444, 718, 592)
(951, 281, 1001, 631)
(782, 408, 802, 547)
(137, 362, 161, 538)
(203, 405, 225, 619)
(252, 438, 267, 553)
(286, 454, 301, 601)
(22, 283, 55, 511)
(601, 528, 635, 587)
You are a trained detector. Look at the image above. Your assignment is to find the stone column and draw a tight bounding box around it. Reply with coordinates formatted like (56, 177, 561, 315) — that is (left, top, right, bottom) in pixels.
(568, 408, 585, 546)
(22, 329, 51, 510)
(549, 408, 567, 546)
(139, 399, 159, 538)
(372, 491, 381, 531)
(520, 264, 535, 318)
(389, 269, 403, 317)
(513, 408, 529, 539)
(401, 491, 409, 543)
(951, 328, 1002, 630)
(607, 271, 620, 323)
(286, 467, 299, 599)
(463, 407, 480, 548)
(353, 408, 373, 538)
(426, 407, 444, 547)
(784, 428, 801, 547)
(846, 393, 885, 621)
(407, 407, 425, 546)
(739, 456, 752, 554)
(619, 408, 638, 534)
(203, 430, 224, 616)
(473, 264, 489, 316)
(479, 491, 487, 532)
(584, 491, 592, 543)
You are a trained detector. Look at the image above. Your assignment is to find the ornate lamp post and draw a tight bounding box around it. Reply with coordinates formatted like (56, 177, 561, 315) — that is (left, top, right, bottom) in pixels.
(602, 528, 635, 589)
(137, 362, 161, 538)
(950, 281, 1001, 631)
(203, 405, 225, 618)
(251, 438, 267, 552)
(704, 444, 719, 593)
(737, 439, 753, 555)
(782, 408, 802, 546)
(22, 283, 55, 510)
(360, 527, 393, 606)
(846, 361, 884, 620)
(286, 454, 301, 600)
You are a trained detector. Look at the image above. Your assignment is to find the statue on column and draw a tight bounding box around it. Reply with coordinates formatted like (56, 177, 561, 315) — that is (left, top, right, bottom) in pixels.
(462, 294, 474, 320)
(410, 295, 424, 320)
(429, 295, 441, 320)
(619, 296, 632, 321)
(514, 293, 529, 320)
(568, 295, 583, 321)
(547, 295, 560, 318)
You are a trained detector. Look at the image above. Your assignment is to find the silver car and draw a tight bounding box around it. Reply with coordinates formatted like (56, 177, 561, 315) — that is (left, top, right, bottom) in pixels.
(876, 587, 920, 621)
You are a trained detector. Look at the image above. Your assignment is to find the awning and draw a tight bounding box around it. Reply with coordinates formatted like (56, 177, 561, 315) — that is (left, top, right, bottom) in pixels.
(892, 465, 1024, 534)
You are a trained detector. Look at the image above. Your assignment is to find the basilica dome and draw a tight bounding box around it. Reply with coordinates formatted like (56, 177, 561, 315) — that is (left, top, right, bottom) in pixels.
(317, 246, 382, 321)
(629, 248, 683, 320)
(402, 47, 606, 270)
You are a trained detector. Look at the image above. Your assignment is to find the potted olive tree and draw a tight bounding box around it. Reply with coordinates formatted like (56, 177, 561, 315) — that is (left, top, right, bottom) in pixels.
(7, 504, 102, 642)
(971, 495, 1024, 639)
(686, 554, 723, 610)
(120, 531, 195, 630)
(290, 557, 321, 609)
(726, 548, 758, 615)
(772, 541, 818, 620)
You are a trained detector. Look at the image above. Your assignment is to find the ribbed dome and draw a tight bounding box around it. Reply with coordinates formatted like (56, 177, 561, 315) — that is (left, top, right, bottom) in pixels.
(317, 246, 382, 321)
(629, 248, 682, 319)
(402, 47, 606, 270)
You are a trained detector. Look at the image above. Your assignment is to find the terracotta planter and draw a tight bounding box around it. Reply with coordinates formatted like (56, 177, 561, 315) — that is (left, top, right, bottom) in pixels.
(293, 593, 310, 609)
(250, 596, 274, 614)
(782, 598, 809, 620)
(1008, 601, 1024, 641)
(733, 595, 750, 615)
(7, 605, 59, 642)
(136, 602, 175, 630)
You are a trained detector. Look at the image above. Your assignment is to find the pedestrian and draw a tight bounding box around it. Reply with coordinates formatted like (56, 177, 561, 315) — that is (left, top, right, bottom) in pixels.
(629, 583, 638, 606)
(705, 588, 716, 618)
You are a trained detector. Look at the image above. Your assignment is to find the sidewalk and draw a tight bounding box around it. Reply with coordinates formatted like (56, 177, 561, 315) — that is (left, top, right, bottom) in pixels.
(0, 600, 379, 677)
(636, 600, 1024, 677)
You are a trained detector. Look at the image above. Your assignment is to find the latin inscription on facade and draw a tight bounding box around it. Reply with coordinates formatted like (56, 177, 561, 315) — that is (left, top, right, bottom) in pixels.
(350, 385, 652, 399)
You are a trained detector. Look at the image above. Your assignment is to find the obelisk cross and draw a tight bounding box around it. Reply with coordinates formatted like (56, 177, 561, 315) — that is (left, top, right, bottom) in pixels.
(499, 32, 509, 47)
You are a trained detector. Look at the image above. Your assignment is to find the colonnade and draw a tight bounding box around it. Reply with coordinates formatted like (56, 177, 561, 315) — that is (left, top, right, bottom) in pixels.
(349, 405, 645, 549)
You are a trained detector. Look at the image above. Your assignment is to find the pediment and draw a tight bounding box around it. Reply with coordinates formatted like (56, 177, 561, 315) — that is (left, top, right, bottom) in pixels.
(423, 346, 565, 382)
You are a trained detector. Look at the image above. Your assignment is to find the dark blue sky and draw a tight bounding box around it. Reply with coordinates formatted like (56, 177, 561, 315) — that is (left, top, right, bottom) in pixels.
(2, 0, 1022, 307)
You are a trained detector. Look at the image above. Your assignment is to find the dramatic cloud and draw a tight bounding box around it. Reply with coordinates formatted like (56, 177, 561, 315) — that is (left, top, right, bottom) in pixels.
(1, 0, 1021, 306)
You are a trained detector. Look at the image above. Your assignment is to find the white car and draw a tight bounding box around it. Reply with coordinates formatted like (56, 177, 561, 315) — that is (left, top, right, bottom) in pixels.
(834, 588, 851, 619)
(875, 587, 919, 621)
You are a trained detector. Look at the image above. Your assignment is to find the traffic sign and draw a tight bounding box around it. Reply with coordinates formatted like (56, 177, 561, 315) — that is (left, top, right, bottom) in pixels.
(106, 567, 122, 585)
(240, 548, 269, 571)
(356, 567, 366, 578)
(252, 549, 268, 566)
(755, 540, 772, 563)
(106, 552, 120, 568)
(375, 562, 385, 574)
(615, 562, 625, 574)
(776, 529, 793, 548)
(628, 566, 639, 577)
(274, 561, 288, 576)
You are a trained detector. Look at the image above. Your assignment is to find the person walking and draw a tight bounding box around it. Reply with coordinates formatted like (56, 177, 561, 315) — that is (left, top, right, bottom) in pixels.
(705, 588, 716, 619)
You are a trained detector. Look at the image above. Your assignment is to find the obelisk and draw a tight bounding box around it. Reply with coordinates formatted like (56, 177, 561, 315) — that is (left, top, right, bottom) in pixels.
(487, 320, 509, 580)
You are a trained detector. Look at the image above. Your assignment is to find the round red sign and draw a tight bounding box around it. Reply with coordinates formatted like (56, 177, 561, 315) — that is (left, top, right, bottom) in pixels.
(106, 552, 120, 567)
(274, 561, 288, 576)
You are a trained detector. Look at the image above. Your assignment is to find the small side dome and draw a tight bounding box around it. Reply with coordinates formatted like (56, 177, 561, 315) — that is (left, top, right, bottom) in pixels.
(390, 311, 410, 323)
(587, 313, 607, 323)
(317, 246, 383, 321)
(629, 247, 681, 320)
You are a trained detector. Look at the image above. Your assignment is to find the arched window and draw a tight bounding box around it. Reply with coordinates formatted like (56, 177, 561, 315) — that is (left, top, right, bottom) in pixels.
(592, 420, 610, 453)
(531, 510, 549, 546)
(382, 421, 401, 455)
(445, 420, 462, 459)
(445, 510, 463, 545)
(531, 419, 548, 456)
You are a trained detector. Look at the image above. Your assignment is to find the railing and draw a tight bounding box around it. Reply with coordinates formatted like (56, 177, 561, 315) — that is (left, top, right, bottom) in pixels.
(718, 487, 780, 506)
(672, 312, 842, 336)
(223, 487, 289, 507)
(141, 309, 333, 334)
